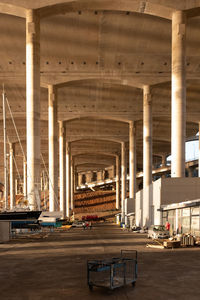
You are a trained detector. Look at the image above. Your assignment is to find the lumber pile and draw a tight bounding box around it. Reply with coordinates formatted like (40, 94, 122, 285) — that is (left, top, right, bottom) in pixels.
(74, 190, 116, 213)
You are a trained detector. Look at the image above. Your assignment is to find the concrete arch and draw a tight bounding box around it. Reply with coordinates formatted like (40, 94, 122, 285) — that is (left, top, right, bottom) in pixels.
(73, 152, 116, 168)
(64, 114, 130, 126)
(73, 152, 117, 158)
(54, 77, 143, 90)
(70, 137, 123, 147)
(38, 0, 174, 20)
(76, 162, 110, 171)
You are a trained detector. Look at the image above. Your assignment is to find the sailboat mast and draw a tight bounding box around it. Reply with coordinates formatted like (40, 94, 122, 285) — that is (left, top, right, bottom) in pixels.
(2, 86, 8, 210)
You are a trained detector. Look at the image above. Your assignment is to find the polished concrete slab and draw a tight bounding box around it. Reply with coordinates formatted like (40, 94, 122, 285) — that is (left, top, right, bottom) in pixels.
(0, 223, 200, 300)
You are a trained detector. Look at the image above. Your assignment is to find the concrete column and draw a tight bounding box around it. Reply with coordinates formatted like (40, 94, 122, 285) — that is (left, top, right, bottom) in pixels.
(66, 142, 71, 217)
(175, 209, 179, 233)
(143, 85, 152, 227)
(40, 172, 43, 191)
(129, 121, 137, 200)
(116, 155, 120, 209)
(161, 155, 166, 167)
(86, 172, 92, 183)
(171, 11, 186, 178)
(23, 157, 27, 198)
(121, 142, 126, 222)
(59, 121, 66, 218)
(9, 143, 15, 209)
(48, 85, 58, 212)
(15, 179, 18, 195)
(143, 85, 152, 187)
(42, 171, 47, 210)
(71, 158, 74, 210)
(26, 10, 40, 210)
(199, 123, 200, 177)
(161, 155, 166, 179)
(44, 174, 48, 190)
(78, 173, 82, 186)
(74, 167, 78, 192)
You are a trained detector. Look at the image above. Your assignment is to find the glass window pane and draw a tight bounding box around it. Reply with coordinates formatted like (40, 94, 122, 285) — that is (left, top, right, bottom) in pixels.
(191, 207, 200, 216)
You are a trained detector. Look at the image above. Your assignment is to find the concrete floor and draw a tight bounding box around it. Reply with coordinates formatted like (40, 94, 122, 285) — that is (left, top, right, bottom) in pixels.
(0, 223, 200, 300)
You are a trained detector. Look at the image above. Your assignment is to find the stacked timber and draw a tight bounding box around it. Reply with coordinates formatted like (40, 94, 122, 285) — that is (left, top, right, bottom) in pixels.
(74, 190, 116, 213)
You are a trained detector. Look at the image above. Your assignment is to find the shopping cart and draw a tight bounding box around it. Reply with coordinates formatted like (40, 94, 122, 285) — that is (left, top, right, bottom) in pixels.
(87, 250, 137, 290)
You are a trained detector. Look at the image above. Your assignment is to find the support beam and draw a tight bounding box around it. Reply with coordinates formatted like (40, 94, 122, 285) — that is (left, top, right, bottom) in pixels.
(48, 85, 58, 212)
(15, 179, 18, 195)
(9, 143, 15, 209)
(143, 85, 152, 227)
(23, 158, 27, 198)
(116, 155, 120, 210)
(121, 142, 126, 222)
(74, 167, 78, 192)
(66, 142, 71, 217)
(171, 11, 186, 178)
(199, 123, 200, 177)
(129, 121, 137, 200)
(26, 9, 40, 210)
(3, 90, 8, 210)
(143, 85, 152, 188)
(71, 157, 74, 210)
(59, 121, 66, 218)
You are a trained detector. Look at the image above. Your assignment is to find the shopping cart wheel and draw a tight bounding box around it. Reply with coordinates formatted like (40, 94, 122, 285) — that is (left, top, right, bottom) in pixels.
(89, 285, 93, 291)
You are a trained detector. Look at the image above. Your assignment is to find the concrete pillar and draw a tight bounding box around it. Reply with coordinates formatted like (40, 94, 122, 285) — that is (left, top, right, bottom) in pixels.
(66, 142, 71, 217)
(161, 155, 166, 167)
(9, 143, 15, 209)
(175, 209, 179, 233)
(97, 171, 103, 181)
(143, 85, 152, 227)
(78, 173, 82, 186)
(74, 167, 78, 192)
(44, 174, 48, 190)
(143, 85, 152, 188)
(42, 171, 47, 210)
(71, 158, 74, 210)
(121, 142, 126, 222)
(86, 172, 92, 183)
(59, 121, 66, 218)
(40, 172, 43, 191)
(171, 11, 186, 178)
(15, 179, 18, 195)
(23, 158, 27, 198)
(199, 123, 200, 177)
(129, 121, 137, 200)
(48, 85, 58, 212)
(26, 10, 40, 210)
(116, 155, 120, 209)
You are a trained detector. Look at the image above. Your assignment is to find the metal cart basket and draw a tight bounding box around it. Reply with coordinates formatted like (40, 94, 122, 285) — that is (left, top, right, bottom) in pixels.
(87, 250, 137, 290)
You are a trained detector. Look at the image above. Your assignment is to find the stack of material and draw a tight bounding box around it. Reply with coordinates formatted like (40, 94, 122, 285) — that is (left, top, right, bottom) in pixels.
(181, 234, 195, 246)
(74, 190, 116, 213)
(163, 240, 181, 249)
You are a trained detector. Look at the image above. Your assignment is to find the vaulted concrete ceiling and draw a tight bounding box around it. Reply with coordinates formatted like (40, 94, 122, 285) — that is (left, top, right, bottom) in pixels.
(0, 0, 200, 181)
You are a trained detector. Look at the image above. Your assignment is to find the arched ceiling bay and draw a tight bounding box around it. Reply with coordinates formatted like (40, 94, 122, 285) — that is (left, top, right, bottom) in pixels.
(0, 1, 199, 179)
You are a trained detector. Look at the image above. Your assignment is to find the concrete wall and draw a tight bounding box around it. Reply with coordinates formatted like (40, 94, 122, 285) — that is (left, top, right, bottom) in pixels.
(0, 221, 10, 242)
(135, 177, 200, 227)
(161, 178, 200, 205)
(124, 198, 134, 225)
(135, 189, 143, 227)
(153, 179, 162, 226)
(136, 180, 161, 226)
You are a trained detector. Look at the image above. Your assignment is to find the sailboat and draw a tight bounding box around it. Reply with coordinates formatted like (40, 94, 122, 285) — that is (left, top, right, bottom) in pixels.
(0, 87, 41, 227)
